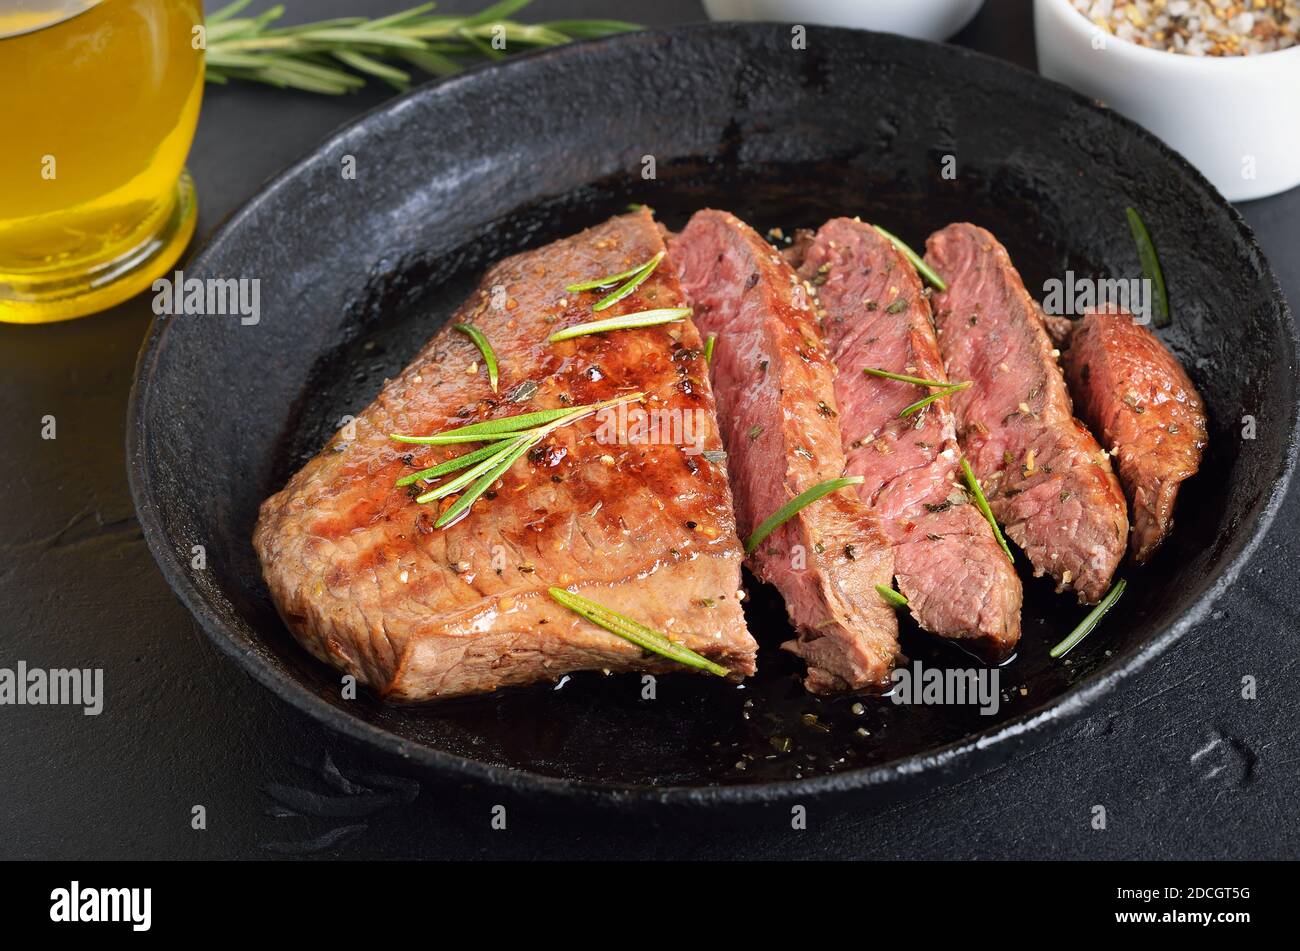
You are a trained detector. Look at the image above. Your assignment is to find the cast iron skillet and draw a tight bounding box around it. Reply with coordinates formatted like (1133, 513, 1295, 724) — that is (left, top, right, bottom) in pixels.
(128, 24, 1297, 808)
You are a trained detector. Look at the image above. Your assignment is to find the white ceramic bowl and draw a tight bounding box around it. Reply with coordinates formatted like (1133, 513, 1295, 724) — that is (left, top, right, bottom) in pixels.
(1035, 0, 1300, 201)
(702, 0, 986, 43)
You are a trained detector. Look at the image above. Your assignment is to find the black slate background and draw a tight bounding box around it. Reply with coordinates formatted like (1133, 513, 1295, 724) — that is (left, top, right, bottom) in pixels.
(2, 0, 1297, 860)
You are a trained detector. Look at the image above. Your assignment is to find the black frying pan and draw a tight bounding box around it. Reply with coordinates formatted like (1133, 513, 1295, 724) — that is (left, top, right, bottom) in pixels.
(127, 24, 1297, 808)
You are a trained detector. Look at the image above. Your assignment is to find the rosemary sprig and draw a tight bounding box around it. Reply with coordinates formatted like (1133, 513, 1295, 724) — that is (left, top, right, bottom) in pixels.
(548, 588, 729, 676)
(704, 334, 717, 364)
(565, 253, 658, 293)
(395, 438, 510, 487)
(745, 476, 865, 556)
(863, 367, 958, 388)
(1125, 207, 1169, 328)
(900, 381, 971, 417)
(391, 392, 643, 525)
(454, 323, 499, 392)
(862, 366, 972, 418)
(872, 224, 948, 291)
(204, 1, 641, 95)
(390, 406, 577, 443)
(593, 251, 664, 312)
(1050, 579, 1127, 658)
(876, 584, 910, 610)
(548, 308, 691, 343)
(960, 458, 1013, 563)
(431, 435, 535, 526)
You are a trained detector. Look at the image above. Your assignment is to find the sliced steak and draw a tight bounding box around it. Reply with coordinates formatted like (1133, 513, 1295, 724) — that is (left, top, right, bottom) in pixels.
(925, 223, 1128, 603)
(670, 210, 900, 693)
(1057, 308, 1207, 562)
(796, 218, 1022, 660)
(254, 208, 757, 701)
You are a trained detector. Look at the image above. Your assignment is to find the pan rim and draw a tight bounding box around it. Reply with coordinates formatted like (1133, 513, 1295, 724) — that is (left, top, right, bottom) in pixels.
(126, 22, 1299, 807)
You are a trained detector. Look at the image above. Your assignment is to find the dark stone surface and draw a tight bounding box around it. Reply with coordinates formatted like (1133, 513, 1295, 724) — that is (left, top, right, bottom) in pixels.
(2, 0, 1296, 859)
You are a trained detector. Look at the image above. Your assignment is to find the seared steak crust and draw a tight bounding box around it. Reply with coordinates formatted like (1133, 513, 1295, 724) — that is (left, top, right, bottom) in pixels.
(671, 210, 900, 693)
(925, 223, 1128, 604)
(1059, 309, 1207, 562)
(254, 209, 757, 701)
(797, 218, 1022, 660)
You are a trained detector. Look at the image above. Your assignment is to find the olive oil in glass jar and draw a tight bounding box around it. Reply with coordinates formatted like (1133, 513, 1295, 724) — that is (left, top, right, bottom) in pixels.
(0, 0, 205, 323)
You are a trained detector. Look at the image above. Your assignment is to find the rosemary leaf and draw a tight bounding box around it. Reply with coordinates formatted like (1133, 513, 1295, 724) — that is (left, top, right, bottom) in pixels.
(404, 407, 580, 441)
(433, 434, 537, 526)
(332, 49, 412, 89)
(863, 366, 962, 389)
(418, 434, 530, 503)
(745, 476, 865, 555)
(389, 430, 520, 445)
(454, 323, 500, 392)
(960, 458, 1013, 563)
(395, 439, 510, 487)
(565, 252, 660, 293)
(592, 251, 664, 311)
(1126, 207, 1170, 328)
(900, 380, 971, 417)
(873, 224, 948, 291)
(876, 584, 910, 610)
(548, 588, 729, 676)
(548, 308, 690, 343)
(1050, 579, 1127, 658)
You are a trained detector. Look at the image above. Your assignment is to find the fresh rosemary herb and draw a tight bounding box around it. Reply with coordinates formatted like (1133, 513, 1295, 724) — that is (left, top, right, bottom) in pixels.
(547, 307, 690, 343)
(454, 323, 499, 392)
(1125, 207, 1169, 328)
(872, 224, 948, 291)
(395, 439, 511, 486)
(429, 436, 535, 526)
(565, 252, 660, 293)
(204, 1, 640, 95)
(900, 381, 971, 417)
(864, 367, 958, 388)
(745, 476, 865, 555)
(1050, 579, 1126, 658)
(390, 406, 578, 444)
(862, 367, 972, 417)
(875, 584, 909, 609)
(390, 392, 643, 525)
(548, 587, 729, 676)
(960, 458, 1013, 563)
(704, 333, 717, 364)
(592, 251, 664, 311)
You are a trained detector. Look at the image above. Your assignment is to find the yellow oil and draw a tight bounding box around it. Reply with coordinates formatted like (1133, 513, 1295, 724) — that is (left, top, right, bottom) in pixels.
(0, 0, 205, 323)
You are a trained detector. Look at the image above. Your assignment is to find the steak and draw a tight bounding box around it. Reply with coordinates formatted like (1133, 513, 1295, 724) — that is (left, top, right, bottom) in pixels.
(670, 210, 900, 693)
(925, 223, 1128, 603)
(253, 208, 757, 701)
(1057, 308, 1207, 562)
(795, 218, 1022, 660)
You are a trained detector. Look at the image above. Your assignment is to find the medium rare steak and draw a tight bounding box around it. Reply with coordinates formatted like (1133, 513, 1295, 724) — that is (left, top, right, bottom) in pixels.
(254, 208, 757, 701)
(670, 210, 900, 693)
(1057, 308, 1207, 562)
(795, 218, 1022, 660)
(925, 223, 1128, 604)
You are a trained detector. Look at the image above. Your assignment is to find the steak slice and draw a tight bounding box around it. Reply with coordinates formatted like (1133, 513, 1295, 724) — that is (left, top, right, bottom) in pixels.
(795, 218, 1022, 661)
(254, 208, 757, 701)
(1057, 308, 1207, 562)
(925, 223, 1128, 604)
(670, 210, 900, 693)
